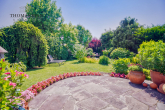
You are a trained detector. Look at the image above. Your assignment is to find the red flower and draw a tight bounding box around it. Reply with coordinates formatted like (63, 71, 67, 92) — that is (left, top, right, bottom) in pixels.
(5, 72, 11, 75)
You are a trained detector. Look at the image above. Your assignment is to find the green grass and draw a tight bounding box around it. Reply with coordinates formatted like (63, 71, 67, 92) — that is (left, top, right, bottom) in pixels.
(21, 60, 114, 90)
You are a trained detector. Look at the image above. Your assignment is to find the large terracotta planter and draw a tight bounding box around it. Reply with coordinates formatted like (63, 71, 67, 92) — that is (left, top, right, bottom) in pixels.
(128, 71, 145, 84)
(157, 83, 165, 95)
(150, 70, 165, 87)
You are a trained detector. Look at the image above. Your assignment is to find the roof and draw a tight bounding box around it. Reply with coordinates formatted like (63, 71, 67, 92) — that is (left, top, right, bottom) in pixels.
(0, 46, 8, 53)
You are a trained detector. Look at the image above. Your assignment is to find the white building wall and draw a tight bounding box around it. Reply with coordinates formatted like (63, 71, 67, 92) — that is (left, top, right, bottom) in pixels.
(0, 53, 4, 60)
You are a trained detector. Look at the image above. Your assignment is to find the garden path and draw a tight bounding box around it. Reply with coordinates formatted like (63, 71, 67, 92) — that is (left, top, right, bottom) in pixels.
(29, 74, 165, 110)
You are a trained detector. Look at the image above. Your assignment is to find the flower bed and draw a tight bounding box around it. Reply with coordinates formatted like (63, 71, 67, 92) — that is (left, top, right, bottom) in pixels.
(109, 72, 129, 79)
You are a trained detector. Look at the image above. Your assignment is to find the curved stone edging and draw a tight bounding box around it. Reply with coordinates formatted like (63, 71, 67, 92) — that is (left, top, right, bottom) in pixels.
(29, 75, 165, 110)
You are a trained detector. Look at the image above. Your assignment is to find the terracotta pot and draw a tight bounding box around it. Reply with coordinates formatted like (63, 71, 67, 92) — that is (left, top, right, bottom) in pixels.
(142, 83, 148, 87)
(157, 83, 165, 95)
(150, 83, 158, 89)
(150, 70, 165, 87)
(128, 71, 145, 84)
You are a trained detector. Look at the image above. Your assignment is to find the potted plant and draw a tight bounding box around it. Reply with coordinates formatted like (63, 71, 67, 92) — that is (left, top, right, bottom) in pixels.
(137, 40, 165, 86)
(128, 65, 145, 84)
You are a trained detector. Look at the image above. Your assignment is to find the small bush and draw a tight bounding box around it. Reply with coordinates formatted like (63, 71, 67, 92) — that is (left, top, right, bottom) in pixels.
(108, 47, 115, 56)
(128, 65, 143, 72)
(87, 48, 93, 56)
(7, 61, 27, 72)
(129, 57, 140, 64)
(102, 49, 109, 56)
(110, 47, 134, 59)
(129, 52, 136, 58)
(112, 58, 130, 74)
(61, 47, 68, 60)
(99, 55, 109, 65)
(79, 57, 97, 63)
(73, 44, 87, 61)
(137, 40, 165, 74)
(142, 68, 151, 80)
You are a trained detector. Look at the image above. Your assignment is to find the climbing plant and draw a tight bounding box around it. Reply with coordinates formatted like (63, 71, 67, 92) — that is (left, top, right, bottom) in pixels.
(0, 21, 48, 68)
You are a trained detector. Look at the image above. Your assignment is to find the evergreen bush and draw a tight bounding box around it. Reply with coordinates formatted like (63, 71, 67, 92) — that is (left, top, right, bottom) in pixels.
(0, 21, 48, 68)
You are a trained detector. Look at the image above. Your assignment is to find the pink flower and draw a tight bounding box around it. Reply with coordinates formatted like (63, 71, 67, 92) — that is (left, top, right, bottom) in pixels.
(3, 59, 5, 62)
(24, 74, 29, 78)
(4, 75, 11, 80)
(5, 72, 11, 75)
(9, 82, 17, 88)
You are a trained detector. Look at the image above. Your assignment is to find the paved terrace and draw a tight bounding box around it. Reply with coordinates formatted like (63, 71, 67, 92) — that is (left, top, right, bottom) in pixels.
(29, 74, 165, 110)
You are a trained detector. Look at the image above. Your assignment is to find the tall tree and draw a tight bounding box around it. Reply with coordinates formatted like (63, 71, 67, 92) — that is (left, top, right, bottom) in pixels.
(59, 23, 78, 52)
(88, 38, 101, 53)
(100, 29, 114, 50)
(112, 17, 140, 53)
(25, 0, 63, 35)
(76, 25, 92, 47)
(135, 24, 165, 42)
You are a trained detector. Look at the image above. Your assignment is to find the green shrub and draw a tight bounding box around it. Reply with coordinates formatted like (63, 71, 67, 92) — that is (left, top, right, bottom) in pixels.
(73, 44, 87, 61)
(0, 59, 28, 109)
(102, 49, 109, 56)
(110, 47, 131, 59)
(79, 57, 97, 63)
(142, 68, 151, 80)
(108, 47, 115, 55)
(99, 55, 109, 65)
(129, 52, 136, 58)
(9, 62, 27, 72)
(137, 40, 165, 74)
(61, 47, 69, 60)
(129, 57, 140, 64)
(128, 65, 143, 72)
(112, 58, 130, 74)
(0, 21, 48, 68)
(87, 48, 93, 56)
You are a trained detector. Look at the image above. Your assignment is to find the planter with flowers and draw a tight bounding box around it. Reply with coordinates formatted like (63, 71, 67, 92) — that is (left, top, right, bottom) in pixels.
(0, 59, 29, 110)
(128, 65, 145, 84)
(137, 40, 165, 87)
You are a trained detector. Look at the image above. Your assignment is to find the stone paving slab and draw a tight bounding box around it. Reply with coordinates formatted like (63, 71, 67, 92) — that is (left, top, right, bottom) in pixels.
(29, 75, 165, 110)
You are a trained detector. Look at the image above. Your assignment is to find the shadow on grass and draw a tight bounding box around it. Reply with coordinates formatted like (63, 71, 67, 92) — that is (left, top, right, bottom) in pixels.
(27, 64, 60, 72)
(72, 61, 81, 64)
(27, 67, 44, 72)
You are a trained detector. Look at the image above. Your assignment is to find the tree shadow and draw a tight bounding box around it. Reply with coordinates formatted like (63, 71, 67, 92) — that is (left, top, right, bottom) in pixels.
(72, 62, 80, 64)
(27, 67, 44, 72)
(144, 88, 165, 104)
(129, 82, 165, 104)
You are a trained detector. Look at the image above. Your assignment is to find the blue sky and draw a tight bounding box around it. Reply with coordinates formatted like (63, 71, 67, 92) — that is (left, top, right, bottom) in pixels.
(0, 0, 165, 39)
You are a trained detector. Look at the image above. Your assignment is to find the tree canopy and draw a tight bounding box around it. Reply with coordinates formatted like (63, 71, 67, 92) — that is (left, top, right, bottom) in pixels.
(25, 0, 63, 35)
(76, 25, 92, 47)
(88, 38, 101, 53)
(111, 17, 141, 53)
(59, 23, 78, 52)
(100, 29, 114, 50)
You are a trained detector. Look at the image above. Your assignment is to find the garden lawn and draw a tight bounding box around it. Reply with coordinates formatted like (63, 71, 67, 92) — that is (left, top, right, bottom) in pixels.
(21, 60, 114, 90)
